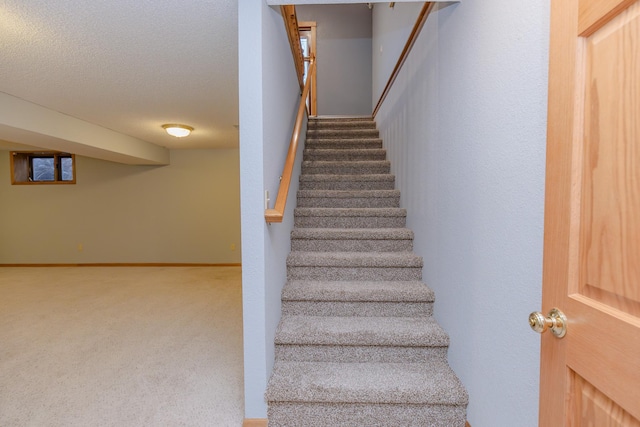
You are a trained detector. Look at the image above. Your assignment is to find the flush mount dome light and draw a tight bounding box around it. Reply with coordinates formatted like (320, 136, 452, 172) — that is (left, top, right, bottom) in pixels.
(162, 124, 194, 138)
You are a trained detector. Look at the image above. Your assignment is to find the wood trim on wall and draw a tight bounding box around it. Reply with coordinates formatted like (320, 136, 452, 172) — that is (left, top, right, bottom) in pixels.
(280, 5, 305, 90)
(243, 419, 267, 427)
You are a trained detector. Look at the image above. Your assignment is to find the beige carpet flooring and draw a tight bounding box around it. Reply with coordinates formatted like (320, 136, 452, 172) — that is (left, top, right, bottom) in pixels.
(0, 266, 244, 427)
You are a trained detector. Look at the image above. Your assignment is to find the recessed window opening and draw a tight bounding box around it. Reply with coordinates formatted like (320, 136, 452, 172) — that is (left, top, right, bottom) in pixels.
(10, 151, 76, 185)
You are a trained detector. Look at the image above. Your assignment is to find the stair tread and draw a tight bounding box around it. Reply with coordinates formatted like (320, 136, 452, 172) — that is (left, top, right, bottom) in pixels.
(300, 174, 395, 182)
(297, 189, 400, 199)
(307, 122, 377, 129)
(305, 138, 383, 145)
(266, 360, 469, 405)
(283, 280, 433, 302)
(307, 129, 378, 134)
(287, 251, 423, 267)
(291, 228, 412, 240)
(303, 160, 389, 166)
(275, 315, 448, 346)
(295, 207, 406, 217)
(304, 148, 385, 153)
(311, 116, 373, 120)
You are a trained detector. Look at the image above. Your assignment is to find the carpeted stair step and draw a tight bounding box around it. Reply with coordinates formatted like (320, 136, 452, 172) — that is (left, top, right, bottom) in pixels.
(281, 280, 434, 317)
(296, 190, 400, 208)
(266, 360, 469, 427)
(305, 138, 383, 150)
(294, 207, 406, 228)
(287, 251, 423, 281)
(303, 148, 387, 161)
(307, 128, 380, 139)
(310, 116, 373, 122)
(307, 119, 376, 130)
(274, 315, 449, 363)
(290, 228, 413, 252)
(302, 160, 390, 175)
(267, 114, 468, 425)
(299, 174, 395, 190)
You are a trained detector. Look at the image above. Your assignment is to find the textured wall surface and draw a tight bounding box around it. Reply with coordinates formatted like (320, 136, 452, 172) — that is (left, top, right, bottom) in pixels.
(239, 0, 303, 418)
(0, 149, 241, 264)
(373, 1, 550, 425)
(297, 4, 373, 115)
(371, 2, 422, 105)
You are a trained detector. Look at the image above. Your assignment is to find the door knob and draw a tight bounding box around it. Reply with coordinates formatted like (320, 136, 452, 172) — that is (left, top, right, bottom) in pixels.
(529, 308, 567, 338)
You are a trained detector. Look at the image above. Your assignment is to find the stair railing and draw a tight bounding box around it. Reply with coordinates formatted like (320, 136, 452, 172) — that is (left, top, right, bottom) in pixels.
(264, 56, 316, 223)
(372, 2, 436, 117)
(265, 6, 315, 223)
(280, 5, 306, 91)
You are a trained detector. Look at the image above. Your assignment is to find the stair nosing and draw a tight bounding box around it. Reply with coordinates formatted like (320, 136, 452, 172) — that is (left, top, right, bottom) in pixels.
(266, 360, 469, 405)
(275, 315, 449, 346)
(287, 251, 423, 268)
(282, 280, 434, 302)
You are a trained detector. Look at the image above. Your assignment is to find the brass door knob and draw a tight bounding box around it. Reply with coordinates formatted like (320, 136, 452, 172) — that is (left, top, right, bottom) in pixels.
(529, 308, 567, 338)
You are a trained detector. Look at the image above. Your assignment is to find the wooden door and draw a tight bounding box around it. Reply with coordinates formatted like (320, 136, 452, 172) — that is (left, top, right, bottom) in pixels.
(541, 0, 640, 425)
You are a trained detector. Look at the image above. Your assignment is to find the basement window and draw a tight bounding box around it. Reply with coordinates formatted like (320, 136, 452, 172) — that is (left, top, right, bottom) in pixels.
(10, 151, 76, 185)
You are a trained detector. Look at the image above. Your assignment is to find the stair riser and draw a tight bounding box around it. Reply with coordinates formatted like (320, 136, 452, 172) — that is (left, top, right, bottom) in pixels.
(281, 300, 431, 317)
(291, 239, 412, 252)
(310, 117, 373, 121)
(275, 344, 446, 363)
(305, 140, 383, 150)
(296, 196, 400, 208)
(268, 403, 467, 427)
(307, 129, 379, 139)
(307, 122, 376, 130)
(302, 164, 391, 175)
(299, 180, 395, 191)
(287, 266, 422, 281)
(303, 150, 387, 161)
(294, 216, 406, 228)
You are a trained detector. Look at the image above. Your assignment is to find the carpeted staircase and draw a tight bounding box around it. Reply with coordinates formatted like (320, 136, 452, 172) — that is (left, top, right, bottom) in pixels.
(265, 116, 468, 426)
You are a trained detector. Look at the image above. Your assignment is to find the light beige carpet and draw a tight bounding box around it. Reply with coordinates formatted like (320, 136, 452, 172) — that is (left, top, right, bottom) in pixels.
(0, 266, 244, 427)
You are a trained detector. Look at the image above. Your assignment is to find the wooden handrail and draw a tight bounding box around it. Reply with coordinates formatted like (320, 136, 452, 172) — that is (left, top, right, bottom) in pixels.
(280, 5, 306, 90)
(265, 58, 316, 223)
(372, 2, 436, 118)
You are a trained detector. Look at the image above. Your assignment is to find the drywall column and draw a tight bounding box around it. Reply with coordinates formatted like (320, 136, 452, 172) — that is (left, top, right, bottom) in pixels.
(239, 0, 302, 418)
(372, 1, 549, 426)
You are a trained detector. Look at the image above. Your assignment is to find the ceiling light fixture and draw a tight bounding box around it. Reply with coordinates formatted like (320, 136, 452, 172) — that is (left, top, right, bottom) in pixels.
(162, 124, 194, 138)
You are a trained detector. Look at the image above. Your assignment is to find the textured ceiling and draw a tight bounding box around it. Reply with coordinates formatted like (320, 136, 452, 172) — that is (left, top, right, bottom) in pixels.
(0, 0, 238, 150)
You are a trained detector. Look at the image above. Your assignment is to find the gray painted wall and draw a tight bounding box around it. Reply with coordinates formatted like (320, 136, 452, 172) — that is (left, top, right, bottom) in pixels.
(239, 1, 304, 418)
(371, 2, 422, 105)
(373, 1, 549, 426)
(0, 149, 241, 264)
(297, 4, 373, 115)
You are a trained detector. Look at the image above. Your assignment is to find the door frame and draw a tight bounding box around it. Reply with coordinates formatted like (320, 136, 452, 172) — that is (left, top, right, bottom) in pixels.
(299, 21, 317, 116)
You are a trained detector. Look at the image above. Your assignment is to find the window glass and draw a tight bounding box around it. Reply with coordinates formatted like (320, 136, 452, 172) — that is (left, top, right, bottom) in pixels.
(32, 157, 55, 181)
(61, 157, 73, 181)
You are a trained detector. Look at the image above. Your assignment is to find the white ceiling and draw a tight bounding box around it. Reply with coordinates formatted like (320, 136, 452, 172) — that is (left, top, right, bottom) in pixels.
(0, 0, 238, 154)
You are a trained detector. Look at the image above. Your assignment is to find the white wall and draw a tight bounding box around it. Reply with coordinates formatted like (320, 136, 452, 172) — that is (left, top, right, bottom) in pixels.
(0, 149, 241, 264)
(296, 4, 373, 115)
(373, 1, 549, 426)
(371, 2, 422, 104)
(239, 0, 303, 418)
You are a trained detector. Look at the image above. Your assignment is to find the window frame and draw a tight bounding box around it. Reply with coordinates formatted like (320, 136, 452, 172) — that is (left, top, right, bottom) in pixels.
(10, 151, 76, 185)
